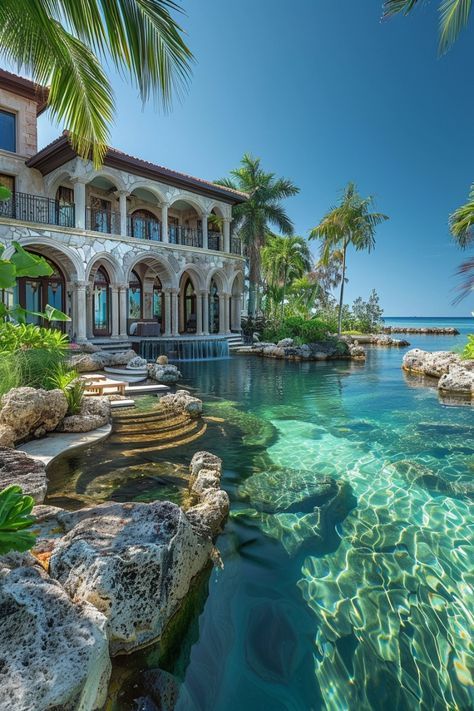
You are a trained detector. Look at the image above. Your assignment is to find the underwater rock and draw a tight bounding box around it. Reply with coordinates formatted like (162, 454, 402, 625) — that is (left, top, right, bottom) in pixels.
(49, 500, 215, 654)
(160, 389, 202, 418)
(207, 400, 278, 448)
(57, 396, 111, 433)
(0, 387, 68, 443)
(148, 363, 182, 384)
(187, 451, 229, 538)
(0, 447, 47, 502)
(392, 460, 474, 500)
(0, 556, 110, 711)
(114, 668, 192, 711)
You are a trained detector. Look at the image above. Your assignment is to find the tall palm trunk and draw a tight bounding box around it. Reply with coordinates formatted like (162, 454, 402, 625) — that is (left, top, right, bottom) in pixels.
(247, 241, 261, 317)
(337, 236, 348, 335)
(281, 264, 288, 321)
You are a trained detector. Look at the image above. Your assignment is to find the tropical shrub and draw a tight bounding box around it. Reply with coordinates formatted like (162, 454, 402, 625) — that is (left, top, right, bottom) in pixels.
(262, 316, 332, 344)
(0, 485, 37, 555)
(351, 290, 384, 333)
(0, 322, 69, 354)
(462, 335, 474, 360)
(48, 363, 84, 414)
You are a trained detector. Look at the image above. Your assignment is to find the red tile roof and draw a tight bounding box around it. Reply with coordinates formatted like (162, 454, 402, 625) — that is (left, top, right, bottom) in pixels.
(0, 69, 48, 115)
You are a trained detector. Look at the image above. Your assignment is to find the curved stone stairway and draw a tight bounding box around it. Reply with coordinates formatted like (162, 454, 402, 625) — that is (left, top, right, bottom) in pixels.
(111, 405, 207, 454)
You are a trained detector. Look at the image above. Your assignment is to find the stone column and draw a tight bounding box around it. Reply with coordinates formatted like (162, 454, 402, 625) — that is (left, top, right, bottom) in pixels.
(223, 218, 231, 253)
(117, 190, 129, 237)
(111, 285, 119, 338)
(202, 291, 209, 335)
(171, 290, 179, 336)
(119, 285, 128, 337)
(161, 202, 169, 243)
(201, 212, 209, 250)
(75, 282, 87, 342)
(224, 294, 231, 333)
(195, 292, 203, 335)
(164, 290, 172, 336)
(86, 285, 94, 339)
(71, 178, 86, 229)
(218, 294, 226, 334)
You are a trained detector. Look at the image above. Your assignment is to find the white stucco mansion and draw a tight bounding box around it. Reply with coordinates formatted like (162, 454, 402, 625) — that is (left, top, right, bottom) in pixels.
(0, 69, 246, 346)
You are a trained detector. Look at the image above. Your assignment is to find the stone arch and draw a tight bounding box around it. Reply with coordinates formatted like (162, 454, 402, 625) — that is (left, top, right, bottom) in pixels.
(125, 252, 176, 290)
(230, 270, 244, 331)
(177, 264, 206, 293)
(4, 237, 83, 281)
(47, 170, 75, 201)
(128, 180, 167, 205)
(169, 193, 205, 215)
(205, 267, 229, 293)
(85, 252, 124, 284)
(85, 170, 127, 193)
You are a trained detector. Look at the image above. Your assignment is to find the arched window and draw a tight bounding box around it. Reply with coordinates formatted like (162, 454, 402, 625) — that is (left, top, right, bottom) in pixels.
(93, 266, 110, 335)
(55, 186, 75, 228)
(153, 276, 164, 329)
(17, 254, 65, 329)
(128, 270, 142, 319)
(129, 209, 161, 241)
(209, 278, 220, 333)
(182, 277, 196, 333)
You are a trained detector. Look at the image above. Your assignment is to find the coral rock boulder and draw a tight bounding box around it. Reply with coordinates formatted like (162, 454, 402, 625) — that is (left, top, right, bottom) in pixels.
(0, 387, 68, 443)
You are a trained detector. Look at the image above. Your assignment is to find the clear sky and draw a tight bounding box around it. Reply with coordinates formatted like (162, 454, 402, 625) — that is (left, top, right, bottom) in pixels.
(37, 0, 474, 316)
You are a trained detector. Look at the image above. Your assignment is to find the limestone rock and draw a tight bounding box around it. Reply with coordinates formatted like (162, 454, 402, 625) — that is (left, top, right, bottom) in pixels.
(127, 355, 148, 368)
(0, 425, 15, 448)
(0, 387, 68, 443)
(148, 363, 181, 384)
(349, 343, 366, 360)
(0, 447, 47, 502)
(187, 451, 229, 537)
(49, 500, 214, 654)
(438, 365, 474, 397)
(68, 349, 137, 373)
(156, 354, 169, 365)
(0, 559, 110, 711)
(160, 389, 202, 417)
(276, 338, 294, 348)
(402, 349, 458, 377)
(57, 397, 111, 433)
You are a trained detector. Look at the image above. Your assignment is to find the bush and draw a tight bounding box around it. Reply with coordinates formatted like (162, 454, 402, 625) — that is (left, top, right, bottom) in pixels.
(462, 334, 474, 360)
(0, 322, 69, 354)
(48, 363, 84, 414)
(0, 485, 37, 555)
(262, 316, 332, 344)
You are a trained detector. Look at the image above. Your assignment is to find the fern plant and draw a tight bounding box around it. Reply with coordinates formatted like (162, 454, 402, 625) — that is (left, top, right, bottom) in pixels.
(462, 334, 474, 360)
(0, 485, 37, 555)
(48, 363, 84, 414)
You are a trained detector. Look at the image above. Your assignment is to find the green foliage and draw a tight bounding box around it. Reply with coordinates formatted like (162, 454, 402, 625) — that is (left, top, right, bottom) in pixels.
(351, 290, 384, 333)
(48, 363, 84, 415)
(0, 485, 37, 555)
(0, 0, 192, 168)
(0, 322, 69, 354)
(262, 316, 332, 344)
(462, 334, 474, 360)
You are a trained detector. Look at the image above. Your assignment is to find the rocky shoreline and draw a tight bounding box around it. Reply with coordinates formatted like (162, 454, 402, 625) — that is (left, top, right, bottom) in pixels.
(402, 349, 474, 402)
(0, 388, 229, 710)
(383, 326, 459, 335)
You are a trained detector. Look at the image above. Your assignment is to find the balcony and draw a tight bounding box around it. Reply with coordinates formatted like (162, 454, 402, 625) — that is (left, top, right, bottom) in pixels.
(0, 191, 75, 228)
(208, 230, 222, 251)
(86, 207, 120, 234)
(128, 214, 161, 241)
(169, 225, 203, 249)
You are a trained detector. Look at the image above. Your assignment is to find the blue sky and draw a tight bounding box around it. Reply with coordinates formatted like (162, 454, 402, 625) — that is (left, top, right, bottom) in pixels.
(38, 0, 474, 316)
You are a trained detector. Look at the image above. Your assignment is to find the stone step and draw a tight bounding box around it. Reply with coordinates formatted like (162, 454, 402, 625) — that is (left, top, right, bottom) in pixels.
(112, 408, 185, 425)
(110, 419, 199, 445)
(119, 422, 207, 455)
(112, 415, 190, 434)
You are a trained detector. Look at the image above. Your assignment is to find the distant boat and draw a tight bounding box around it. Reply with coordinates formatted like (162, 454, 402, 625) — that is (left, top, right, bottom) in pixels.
(104, 366, 148, 383)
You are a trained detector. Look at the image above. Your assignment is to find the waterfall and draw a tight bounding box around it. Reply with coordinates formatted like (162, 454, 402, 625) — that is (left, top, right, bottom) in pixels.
(138, 337, 230, 361)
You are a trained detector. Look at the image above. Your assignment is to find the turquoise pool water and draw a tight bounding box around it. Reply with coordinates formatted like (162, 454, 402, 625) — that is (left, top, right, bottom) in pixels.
(53, 324, 474, 709)
(159, 328, 474, 711)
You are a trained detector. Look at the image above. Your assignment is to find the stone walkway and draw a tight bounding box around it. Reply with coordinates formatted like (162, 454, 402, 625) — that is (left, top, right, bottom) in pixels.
(21, 425, 111, 467)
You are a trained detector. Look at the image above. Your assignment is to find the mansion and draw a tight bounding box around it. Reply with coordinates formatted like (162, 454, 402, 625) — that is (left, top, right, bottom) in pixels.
(0, 69, 246, 344)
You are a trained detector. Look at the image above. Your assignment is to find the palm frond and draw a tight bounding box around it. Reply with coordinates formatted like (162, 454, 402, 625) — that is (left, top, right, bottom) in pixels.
(439, 0, 472, 53)
(453, 257, 474, 303)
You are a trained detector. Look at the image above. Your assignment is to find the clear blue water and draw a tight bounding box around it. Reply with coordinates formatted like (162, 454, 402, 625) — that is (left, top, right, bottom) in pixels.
(164, 321, 474, 711)
(54, 319, 474, 709)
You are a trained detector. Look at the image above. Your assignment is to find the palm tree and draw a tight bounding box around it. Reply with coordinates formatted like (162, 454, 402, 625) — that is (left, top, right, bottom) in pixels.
(449, 184, 474, 302)
(0, 1, 193, 166)
(216, 154, 299, 317)
(261, 235, 311, 319)
(383, 0, 472, 53)
(310, 182, 388, 335)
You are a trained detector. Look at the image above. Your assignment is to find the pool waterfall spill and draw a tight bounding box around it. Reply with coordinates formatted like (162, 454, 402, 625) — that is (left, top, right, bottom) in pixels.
(46, 340, 474, 710)
(138, 337, 230, 362)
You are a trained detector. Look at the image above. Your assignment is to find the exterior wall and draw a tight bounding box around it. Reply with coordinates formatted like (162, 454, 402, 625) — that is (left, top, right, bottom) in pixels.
(0, 219, 244, 342)
(0, 88, 38, 157)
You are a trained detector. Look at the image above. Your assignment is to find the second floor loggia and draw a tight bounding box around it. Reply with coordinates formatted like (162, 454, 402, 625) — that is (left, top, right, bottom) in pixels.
(0, 174, 243, 255)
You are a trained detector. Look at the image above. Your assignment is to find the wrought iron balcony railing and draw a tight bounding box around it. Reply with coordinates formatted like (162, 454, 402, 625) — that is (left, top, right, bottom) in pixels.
(168, 225, 203, 248)
(208, 231, 222, 251)
(86, 207, 121, 235)
(127, 214, 161, 241)
(0, 191, 75, 228)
